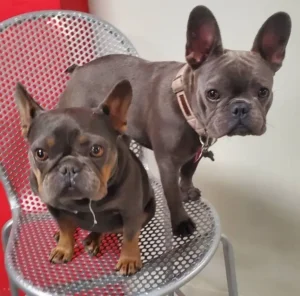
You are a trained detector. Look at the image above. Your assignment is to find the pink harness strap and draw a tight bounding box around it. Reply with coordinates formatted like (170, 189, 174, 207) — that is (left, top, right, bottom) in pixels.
(171, 64, 204, 135)
(171, 64, 217, 162)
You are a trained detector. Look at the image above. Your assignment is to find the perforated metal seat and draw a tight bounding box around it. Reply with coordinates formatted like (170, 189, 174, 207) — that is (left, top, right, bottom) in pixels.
(0, 11, 238, 296)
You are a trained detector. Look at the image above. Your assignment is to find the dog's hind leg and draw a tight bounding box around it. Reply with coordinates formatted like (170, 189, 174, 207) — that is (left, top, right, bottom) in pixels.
(83, 232, 102, 256)
(180, 157, 201, 202)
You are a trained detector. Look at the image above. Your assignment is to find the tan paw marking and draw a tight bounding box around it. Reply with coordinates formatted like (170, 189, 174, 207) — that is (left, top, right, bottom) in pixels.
(49, 246, 73, 264)
(115, 255, 142, 276)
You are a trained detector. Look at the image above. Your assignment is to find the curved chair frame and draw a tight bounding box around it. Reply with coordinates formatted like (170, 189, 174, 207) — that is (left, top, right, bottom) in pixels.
(0, 10, 238, 296)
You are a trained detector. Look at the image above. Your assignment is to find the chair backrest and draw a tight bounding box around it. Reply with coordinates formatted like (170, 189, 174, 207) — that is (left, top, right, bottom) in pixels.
(0, 11, 141, 213)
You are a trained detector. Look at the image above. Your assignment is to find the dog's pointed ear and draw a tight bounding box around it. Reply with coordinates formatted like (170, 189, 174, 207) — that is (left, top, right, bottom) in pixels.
(251, 12, 291, 72)
(185, 6, 223, 70)
(15, 83, 44, 138)
(101, 80, 132, 134)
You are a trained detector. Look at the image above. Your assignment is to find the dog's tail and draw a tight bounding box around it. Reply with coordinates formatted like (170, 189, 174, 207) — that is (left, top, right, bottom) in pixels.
(65, 64, 78, 74)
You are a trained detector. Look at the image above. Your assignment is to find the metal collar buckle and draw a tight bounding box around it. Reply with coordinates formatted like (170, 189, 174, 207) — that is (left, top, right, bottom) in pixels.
(200, 135, 217, 151)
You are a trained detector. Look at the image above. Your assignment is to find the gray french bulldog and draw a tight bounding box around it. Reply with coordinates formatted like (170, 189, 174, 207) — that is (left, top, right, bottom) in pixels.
(58, 6, 291, 237)
(15, 80, 155, 275)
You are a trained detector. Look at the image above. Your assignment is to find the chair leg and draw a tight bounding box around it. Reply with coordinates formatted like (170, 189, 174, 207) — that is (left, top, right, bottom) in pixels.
(221, 235, 238, 296)
(167, 289, 186, 296)
(175, 289, 186, 296)
(2, 220, 19, 296)
(9, 279, 19, 296)
(1, 219, 12, 250)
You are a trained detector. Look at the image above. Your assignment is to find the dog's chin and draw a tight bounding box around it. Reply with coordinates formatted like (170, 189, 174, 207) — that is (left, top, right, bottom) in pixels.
(227, 124, 252, 137)
(59, 194, 90, 208)
(60, 186, 83, 200)
(208, 124, 254, 138)
(73, 198, 90, 205)
(228, 121, 266, 137)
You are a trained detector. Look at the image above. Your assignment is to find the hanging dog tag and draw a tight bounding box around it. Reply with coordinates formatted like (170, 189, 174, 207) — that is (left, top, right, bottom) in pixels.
(194, 135, 217, 163)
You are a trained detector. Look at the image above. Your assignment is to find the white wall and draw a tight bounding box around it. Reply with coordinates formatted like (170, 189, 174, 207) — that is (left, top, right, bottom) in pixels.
(89, 1, 300, 295)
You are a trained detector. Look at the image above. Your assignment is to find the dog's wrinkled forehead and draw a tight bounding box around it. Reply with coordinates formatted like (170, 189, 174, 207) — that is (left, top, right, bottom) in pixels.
(197, 50, 274, 92)
(28, 108, 116, 146)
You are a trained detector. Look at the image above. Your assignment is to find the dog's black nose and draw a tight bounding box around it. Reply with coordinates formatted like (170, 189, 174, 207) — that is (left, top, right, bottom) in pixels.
(59, 163, 81, 177)
(231, 102, 250, 118)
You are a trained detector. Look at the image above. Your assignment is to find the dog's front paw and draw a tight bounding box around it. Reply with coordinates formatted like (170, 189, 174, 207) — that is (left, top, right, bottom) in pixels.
(49, 246, 73, 264)
(173, 218, 196, 237)
(181, 186, 201, 202)
(83, 232, 102, 256)
(115, 255, 142, 276)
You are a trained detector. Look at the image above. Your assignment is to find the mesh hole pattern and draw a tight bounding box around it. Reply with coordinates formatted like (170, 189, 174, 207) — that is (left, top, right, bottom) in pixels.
(0, 11, 218, 296)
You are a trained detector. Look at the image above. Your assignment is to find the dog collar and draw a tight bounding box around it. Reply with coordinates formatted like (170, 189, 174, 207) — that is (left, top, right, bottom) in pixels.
(172, 64, 217, 162)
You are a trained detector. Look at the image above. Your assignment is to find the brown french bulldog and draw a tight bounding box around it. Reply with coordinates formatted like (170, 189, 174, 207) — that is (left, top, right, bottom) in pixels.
(59, 6, 291, 237)
(15, 80, 155, 275)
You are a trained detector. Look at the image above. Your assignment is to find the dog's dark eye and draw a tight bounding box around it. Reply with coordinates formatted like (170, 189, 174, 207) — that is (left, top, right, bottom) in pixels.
(35, 148, 48, 161)
(258, 87, 269, 98)
(90, 145, 104, 158)
(206, 89, 220, 101)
